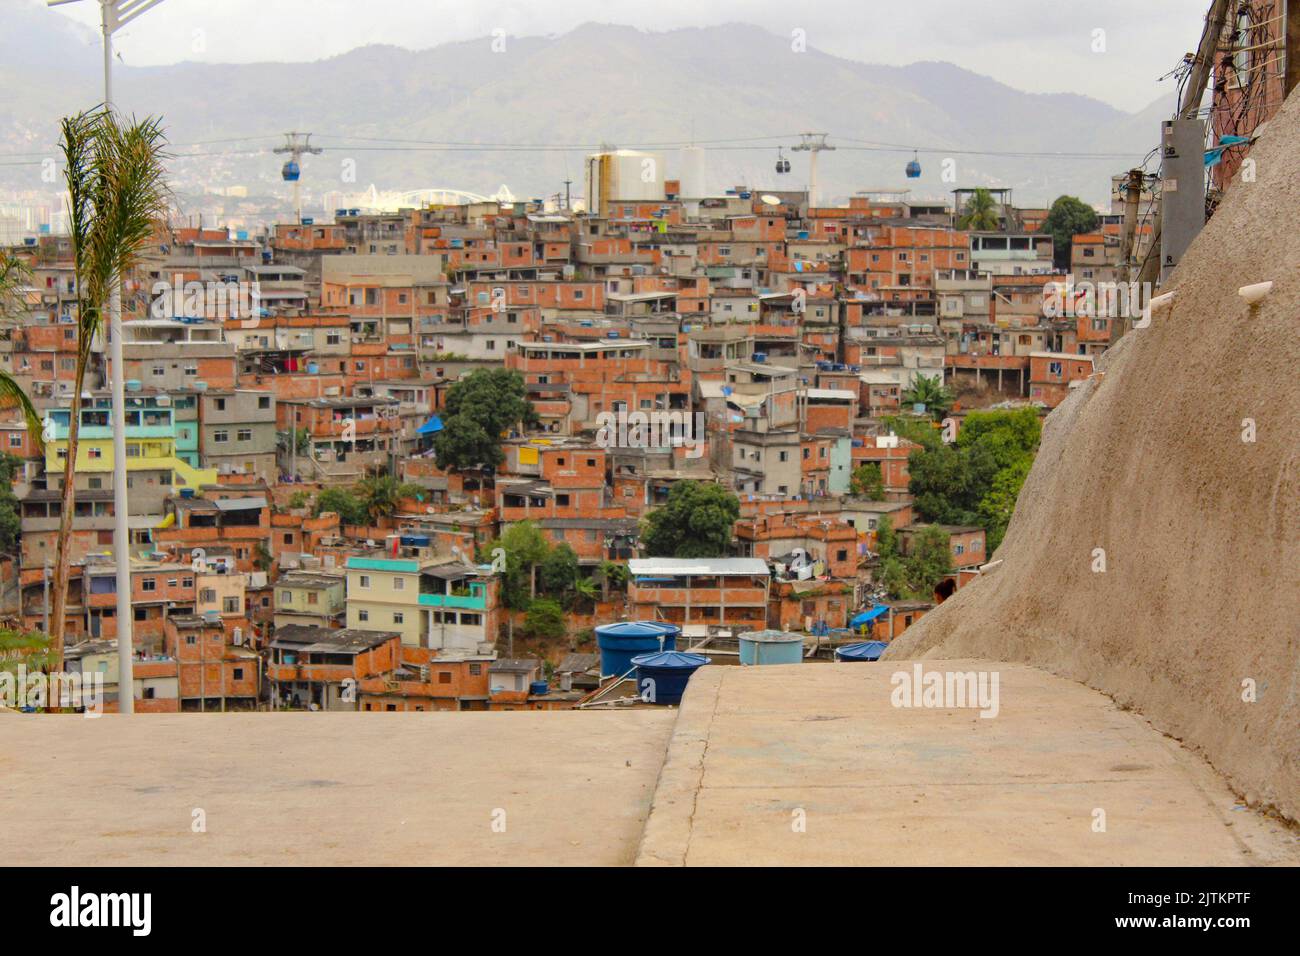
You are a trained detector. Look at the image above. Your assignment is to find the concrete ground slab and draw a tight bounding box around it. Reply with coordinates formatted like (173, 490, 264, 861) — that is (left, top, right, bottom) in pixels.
(636, 662, 1300, 866)
(0, 711, 673, 866)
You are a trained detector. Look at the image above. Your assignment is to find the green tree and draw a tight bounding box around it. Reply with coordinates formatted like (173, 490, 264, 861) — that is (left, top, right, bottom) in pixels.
(489, 521, 551, 609)
(315, 487, 368, 527)
(977, 455, 1031, 553)
(433, 369, 535, 473)
(907, 443, 977, 525)
(355, 474, 423, 524)
(640, 481, 740, 558)
(539, 542, 581, 606)
(881, 414, 943, 452)
(0, 255, 46, 449)
(1042, 195, 1099, 270)
(879, 525, 954, 600)
(49, 109, 169, 674)
(849, 463, 884, 500)
(901, 373, 954, 421)
(875, 513, 898, 559)
(957, 187, 1001, 231)
(521, 598, 566, 640)
(907, 407, 1042, 549)
(0, 627, 51, 679)
(0, 452, 24, 555)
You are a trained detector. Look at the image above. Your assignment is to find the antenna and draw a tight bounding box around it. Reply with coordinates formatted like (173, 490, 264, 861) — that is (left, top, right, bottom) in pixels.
(273, 132, 324, 225)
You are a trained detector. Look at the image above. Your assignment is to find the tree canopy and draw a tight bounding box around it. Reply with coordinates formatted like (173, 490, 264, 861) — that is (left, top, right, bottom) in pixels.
(433, 369, 535, 473)
(957, 188, 1001, 231)
(901, 373, 955, 421)
(905, 407, 1040, 554)
(1042, 195, 1099, 270)
(640, 481, 740, 558)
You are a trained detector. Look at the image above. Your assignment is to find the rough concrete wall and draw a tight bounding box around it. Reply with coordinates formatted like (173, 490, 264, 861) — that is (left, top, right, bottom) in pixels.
(885, 91, 1300, 823)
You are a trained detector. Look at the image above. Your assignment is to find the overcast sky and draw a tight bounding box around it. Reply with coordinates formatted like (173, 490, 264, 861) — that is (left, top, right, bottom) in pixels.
(48, 0, 1209, 112)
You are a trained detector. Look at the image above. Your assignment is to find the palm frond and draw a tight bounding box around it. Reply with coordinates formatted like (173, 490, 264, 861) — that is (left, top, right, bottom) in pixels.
(0, 371, 46, 454)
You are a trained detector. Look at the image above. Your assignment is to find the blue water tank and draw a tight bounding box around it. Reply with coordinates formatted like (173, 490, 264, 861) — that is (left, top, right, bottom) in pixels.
(595, 621, 680, 678)
(631, 651, 709, 705)
(836, 641, 889, 662)
(738, 630, 805, 666)
(307, 363, 319, 374)
(528, 680, 549, 697)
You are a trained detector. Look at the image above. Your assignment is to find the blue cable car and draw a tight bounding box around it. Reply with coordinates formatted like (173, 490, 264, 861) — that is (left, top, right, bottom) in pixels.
(905, 152, 921, 179)
(281, 159, 301, 182)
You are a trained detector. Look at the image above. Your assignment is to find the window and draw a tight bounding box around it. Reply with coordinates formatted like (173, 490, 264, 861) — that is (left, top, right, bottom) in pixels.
(185, 634, 196, 645)
(223, 596, 240, 613)
(438, 672, 452, 684)
(358, 609, 370, 622)
(184, 365, 198, 376)
(280, 590, 292, 603)
(182, 577, 193, 589)
(392, 611, 404, 625)
(151, 365, 165, 377)
(237, 429, 252, 442)
(200, 588, 217, 603)
(88, 447, 102, 459)
(307, 592, 318, 605)
(358, 575, 370, 589)
(140, 578, 156, 592)
(469, 663, 482, 676)
(214, 398, 226, 411)
(258, 396, 271, 409)
(392, 577, 405, 591)
(213, 430, 229, 444)
(233, 668, 244, 681)
(283, 533, 294, 544)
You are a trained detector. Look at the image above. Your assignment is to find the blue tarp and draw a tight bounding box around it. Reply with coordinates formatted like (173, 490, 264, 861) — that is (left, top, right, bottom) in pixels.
(416, 414, 444, 435)
(849, 605, 889, 627)
(837, 641, 889, 662)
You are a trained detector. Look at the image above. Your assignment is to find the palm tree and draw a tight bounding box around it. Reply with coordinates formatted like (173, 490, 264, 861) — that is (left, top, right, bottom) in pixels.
(902, 374, 955, 421)
(357, 474, 401, 525)
(0, 254, 45, 442)
(957, 187, 1001, 231)
(48, 109, 169, 674)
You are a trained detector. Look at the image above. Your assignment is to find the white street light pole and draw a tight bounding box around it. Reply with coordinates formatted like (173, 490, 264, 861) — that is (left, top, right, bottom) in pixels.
(49, 0, 167, 714)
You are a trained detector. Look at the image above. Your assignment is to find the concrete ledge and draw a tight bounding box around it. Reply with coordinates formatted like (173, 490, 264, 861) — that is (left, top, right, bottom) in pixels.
(0, 711, 674, 866)
(635, 661, 1300, 866)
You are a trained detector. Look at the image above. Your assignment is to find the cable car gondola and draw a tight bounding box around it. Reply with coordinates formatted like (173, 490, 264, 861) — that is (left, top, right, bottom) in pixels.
(775, 149, 790, 174)
(281, 160, 301, 182)
(905, 152, 921, 179)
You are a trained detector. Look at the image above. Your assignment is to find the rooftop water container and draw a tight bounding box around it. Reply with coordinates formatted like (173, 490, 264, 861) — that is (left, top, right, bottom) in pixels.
(836, 641, 889, 662)
(631, 651, 709, 705)
(738, 629, 805, 666)
(528, 680, 549, 697)
(594, 620, 679, 679)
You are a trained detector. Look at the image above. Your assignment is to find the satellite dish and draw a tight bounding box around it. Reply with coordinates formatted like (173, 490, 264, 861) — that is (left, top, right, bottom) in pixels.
(761, 194, 781, 206)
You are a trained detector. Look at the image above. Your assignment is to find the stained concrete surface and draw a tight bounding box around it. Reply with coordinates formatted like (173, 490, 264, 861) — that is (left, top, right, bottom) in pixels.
(0, 710, 674, 866)
(636, 662, 1300, 866)
(4, 662, 1296, 867)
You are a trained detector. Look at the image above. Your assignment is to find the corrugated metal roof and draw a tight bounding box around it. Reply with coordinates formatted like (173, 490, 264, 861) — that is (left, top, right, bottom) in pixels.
(628, 558, 769, 576)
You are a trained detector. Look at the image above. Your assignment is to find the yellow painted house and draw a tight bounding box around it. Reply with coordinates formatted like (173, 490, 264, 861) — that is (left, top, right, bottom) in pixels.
(45, 395, 216, 491)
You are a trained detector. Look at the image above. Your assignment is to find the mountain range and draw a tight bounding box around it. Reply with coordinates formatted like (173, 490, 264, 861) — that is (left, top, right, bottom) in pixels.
(0, 7, 1174, 214)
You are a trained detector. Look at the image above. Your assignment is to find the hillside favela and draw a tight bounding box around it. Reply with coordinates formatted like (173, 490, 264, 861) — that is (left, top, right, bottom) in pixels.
(1, 0, 1297, 898)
